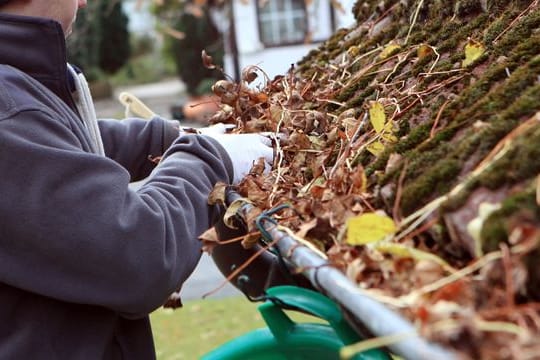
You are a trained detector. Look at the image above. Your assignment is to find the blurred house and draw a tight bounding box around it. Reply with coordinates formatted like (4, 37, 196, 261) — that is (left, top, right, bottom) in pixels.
(123, 0, 157, 36)
(211, 0, 356, 83)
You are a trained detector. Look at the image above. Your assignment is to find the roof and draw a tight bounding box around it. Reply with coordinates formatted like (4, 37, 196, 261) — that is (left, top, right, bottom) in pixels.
(206, 1, 540, 357)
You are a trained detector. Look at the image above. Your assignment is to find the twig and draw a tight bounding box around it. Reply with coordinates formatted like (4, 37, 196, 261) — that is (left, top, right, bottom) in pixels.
(359, 195, 376, 212)
(268, 108, 287, 206)
(401, 243, 530, 304)
(316, 98, 346, 107)
(341, 331, 417, 359)
(474, 111, 540, 172)
(213, 231, 262, 245)
(349, 46, 383, 68)
(384, 50, 415, 83)
(480, 303, 540, 319)
(391, 96, 421, 120)
(493, 0, 539, 43)
(398, 217, 438, 244)
(202, 237, 279, 298)
(392, 160, 409, 222)
(536, 174, 540, 206)
(501, 243, 516, 309)
(430, 98, 452, 139)
(405, 0, 425, 45)
(427, 45, 441, 75)
(330, 112, 368, 178)
(419, 69, 464, 77)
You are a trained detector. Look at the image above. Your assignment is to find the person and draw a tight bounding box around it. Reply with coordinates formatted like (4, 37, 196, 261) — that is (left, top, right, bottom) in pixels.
(0, 0, 274, 358)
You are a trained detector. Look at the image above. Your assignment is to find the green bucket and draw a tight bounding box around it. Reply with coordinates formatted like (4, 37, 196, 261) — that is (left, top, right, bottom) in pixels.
(202, 286, 391, 360)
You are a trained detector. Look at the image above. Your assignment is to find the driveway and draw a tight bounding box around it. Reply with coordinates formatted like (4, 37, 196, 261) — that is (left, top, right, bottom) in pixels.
(94, 78, 185, 120)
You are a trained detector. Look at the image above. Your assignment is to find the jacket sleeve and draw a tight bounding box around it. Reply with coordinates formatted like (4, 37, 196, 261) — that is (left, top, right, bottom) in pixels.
(0, 109, 233, 317)
(98, 116, 180, 181)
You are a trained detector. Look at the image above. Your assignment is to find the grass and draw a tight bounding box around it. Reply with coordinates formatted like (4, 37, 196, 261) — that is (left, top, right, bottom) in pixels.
(151, 296, 265, 359)
(150, 295, 325, 359)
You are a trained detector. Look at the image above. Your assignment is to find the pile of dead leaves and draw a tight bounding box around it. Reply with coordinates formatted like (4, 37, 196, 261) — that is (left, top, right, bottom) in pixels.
(199, 1, 540, 359)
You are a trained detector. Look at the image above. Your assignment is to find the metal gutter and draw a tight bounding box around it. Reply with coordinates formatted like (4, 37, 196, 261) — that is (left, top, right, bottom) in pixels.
(230, 194, 457, 360)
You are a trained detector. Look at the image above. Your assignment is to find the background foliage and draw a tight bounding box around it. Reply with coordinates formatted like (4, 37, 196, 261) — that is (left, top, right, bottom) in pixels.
(67, 0, 131, 82)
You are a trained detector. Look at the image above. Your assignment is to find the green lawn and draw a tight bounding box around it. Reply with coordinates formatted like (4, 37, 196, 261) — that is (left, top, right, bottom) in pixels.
(151, 296, 266, 360)
(151, 295, 325, 359)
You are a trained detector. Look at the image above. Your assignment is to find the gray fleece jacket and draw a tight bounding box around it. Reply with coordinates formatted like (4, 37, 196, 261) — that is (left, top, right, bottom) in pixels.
(0, 13, 233, 359)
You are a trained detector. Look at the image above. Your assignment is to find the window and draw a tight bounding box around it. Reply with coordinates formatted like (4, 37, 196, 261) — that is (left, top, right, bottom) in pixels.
(257, 0, 308, 46)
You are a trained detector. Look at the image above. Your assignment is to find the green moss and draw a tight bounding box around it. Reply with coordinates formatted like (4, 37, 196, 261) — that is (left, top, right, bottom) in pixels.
(480, 187, 539, 253)
(394, 123, 432, 154)
(448, 53, 540, 130)
(483, 11, 516, 45)
(426, 0, 458, 20)
(297, 28, 354, 78)
(335, 80, 364, 103)
(494, 9, 540, 56)
(440, 13, 487, 45)
(373, 48, 538, 212)
(355, 150, 372, 169)
(441, 37, 540, 119)
(396, 117, 411, 137)
(430, 82, 540, 213)
(427, 21, 462, 51)
(382, 51, 417, 84)
(439, 181, 476, 213)
(401, 158, 462, 214)
(357, 84, 377, 103)
(455, 0, 485, 17)
(296, 49, 322, 73)
(397, 81, 540, 214)
(477, 122, 540, 190)
(342, 76, 378, 108)
(410, 53, 437, 77)
(500, 82, 540, 121)
(352, 0, 401, 24)
(302, 0, 540, 227)
(486, 0, 530, 12)
(322, 28, 350, 54)
(365, 146, 394, 177)
(404, 143, 452, 180)
(455, 66, 508, 109)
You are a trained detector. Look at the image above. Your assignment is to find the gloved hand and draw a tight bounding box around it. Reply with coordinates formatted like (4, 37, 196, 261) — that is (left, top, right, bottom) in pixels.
(179, 123, 235, 136)
(202, 133, 274, 184)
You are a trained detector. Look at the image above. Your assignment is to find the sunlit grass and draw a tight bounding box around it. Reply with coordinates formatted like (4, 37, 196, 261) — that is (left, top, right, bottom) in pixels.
(151, 296, 265, 360)
(151, 295, 326, 359)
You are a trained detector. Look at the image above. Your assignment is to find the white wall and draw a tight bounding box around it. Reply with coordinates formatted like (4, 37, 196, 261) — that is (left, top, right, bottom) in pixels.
(223, 43, 320, 83)
(224, 0, 356, 81)
(334, 0, 357, 29)
(123, 0, 156, 35)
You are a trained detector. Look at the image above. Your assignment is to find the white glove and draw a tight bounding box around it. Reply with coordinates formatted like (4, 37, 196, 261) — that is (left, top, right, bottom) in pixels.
(179, 123, 235, 136)
(203, 133, 274, 184)
(197, 123, 235, 135)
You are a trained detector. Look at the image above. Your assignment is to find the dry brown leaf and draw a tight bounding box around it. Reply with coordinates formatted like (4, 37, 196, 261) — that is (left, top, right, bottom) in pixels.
(208, 182, 228, 205)
(201, 50, 216, 69)
(242, 66, 259, 84)
(199, 226, 220, 254)
(295, 217, 318, 239)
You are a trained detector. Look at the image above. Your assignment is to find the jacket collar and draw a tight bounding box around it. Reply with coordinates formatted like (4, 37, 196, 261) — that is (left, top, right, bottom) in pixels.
(0, 13, 74, 106)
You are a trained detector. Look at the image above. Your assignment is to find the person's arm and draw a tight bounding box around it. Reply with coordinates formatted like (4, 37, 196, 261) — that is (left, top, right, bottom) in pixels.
(0, 109, 231, 317)
(98, 116, 180, 182)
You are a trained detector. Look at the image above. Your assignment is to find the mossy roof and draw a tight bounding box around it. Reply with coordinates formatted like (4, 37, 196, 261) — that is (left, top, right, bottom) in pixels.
(209, 1, 540, 357)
